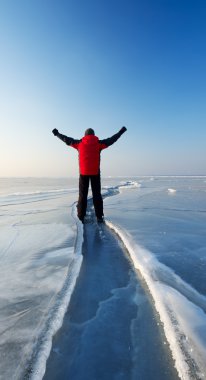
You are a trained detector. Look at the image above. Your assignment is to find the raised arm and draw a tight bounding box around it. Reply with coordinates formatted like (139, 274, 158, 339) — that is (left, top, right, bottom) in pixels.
(99, 126, 127, 147)
(52, 129, 81, 146)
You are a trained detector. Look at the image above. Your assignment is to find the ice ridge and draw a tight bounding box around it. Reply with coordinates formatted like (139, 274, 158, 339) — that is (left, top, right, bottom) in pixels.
(28, 206, 83, 380)
(106, 220, 206, 380)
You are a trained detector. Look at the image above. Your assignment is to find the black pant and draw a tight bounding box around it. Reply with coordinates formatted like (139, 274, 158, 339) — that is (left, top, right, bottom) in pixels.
(77, 174, 103, 220)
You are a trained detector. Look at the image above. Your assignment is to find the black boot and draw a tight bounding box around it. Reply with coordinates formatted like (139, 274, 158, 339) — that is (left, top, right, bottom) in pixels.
(97, 217, 104, 223)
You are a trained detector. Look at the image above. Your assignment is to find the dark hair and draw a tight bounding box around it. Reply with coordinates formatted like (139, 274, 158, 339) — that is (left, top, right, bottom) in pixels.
(85, 128, 95, 136)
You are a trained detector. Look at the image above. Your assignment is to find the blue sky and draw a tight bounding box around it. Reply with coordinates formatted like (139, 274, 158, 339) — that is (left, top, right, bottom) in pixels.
(0, 0, 206, 176)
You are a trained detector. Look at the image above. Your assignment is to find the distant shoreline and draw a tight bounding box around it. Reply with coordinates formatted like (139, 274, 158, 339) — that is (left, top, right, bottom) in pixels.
(0, 175, 206, 179)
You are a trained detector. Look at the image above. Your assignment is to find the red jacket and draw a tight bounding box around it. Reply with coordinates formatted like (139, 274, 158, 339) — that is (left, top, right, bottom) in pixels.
(56, 128, 126, 175)
(71, 135, 107, 175)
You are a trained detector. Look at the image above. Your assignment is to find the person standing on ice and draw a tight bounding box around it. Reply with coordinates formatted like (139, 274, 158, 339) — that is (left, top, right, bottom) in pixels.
(52, 126, 127, 223)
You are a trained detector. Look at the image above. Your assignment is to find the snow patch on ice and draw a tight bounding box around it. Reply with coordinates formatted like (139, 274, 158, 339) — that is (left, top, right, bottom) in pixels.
(168, 188, 177, 193)
(119, 181, 141, 189)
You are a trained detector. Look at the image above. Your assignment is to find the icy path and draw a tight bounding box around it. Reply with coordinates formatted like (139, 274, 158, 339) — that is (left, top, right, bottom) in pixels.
(43, 212, 179, 380)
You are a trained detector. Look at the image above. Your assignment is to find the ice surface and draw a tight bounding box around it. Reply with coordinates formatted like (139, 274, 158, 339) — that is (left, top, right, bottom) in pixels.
(104, 177, 206, 380)
(1, 176, 206, 380)
(0, 178, 83, 380)
(43, 206, 179, 380)
(106, 221, 206, 379)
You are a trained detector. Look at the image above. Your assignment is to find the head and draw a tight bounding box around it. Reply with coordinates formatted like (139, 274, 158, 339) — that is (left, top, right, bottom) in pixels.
(84, 128, 95, 136)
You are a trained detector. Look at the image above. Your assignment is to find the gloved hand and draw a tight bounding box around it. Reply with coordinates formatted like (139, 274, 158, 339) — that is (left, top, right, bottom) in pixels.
(120, 126, 127, 133)
(52, 128, 59, 136)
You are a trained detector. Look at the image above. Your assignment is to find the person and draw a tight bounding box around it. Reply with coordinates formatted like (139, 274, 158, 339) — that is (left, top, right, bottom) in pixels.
(52, 126, 127, 223)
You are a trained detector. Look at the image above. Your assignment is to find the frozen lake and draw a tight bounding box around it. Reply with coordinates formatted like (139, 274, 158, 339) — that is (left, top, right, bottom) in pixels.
(0, 176, 206, 379)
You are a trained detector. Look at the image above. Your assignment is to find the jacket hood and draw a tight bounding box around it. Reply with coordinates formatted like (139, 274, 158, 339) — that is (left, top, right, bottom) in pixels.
(82, 135, 99, 145)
